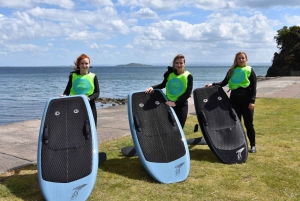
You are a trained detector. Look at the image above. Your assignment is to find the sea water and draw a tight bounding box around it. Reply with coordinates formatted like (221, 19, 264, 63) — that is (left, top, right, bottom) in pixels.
(0, 66, 268, 125)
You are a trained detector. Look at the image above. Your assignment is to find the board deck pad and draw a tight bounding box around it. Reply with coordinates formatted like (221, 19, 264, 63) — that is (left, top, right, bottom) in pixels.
(193, 86, 248, 164)
(38, 95, 98, 201)
(127, 89, 190, 183)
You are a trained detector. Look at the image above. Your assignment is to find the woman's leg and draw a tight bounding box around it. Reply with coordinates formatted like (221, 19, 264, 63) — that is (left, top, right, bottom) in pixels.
(173, 101, 188, 128)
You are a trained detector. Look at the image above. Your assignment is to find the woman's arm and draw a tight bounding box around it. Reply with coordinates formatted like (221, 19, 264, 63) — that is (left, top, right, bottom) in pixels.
(62, 74, 73, 95)
(88, 75, 100, 101)
(249, 68, 257, 104)
(212, 71, 229, 87)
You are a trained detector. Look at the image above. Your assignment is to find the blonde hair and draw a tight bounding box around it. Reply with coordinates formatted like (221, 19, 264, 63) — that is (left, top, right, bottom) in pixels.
(227, 51, 248, 80)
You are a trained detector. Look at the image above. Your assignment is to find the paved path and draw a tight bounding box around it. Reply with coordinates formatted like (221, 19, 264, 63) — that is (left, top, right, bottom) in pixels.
(1, 76, 300, 174)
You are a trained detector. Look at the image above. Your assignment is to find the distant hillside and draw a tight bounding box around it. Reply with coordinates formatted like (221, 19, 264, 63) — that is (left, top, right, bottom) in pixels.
(116, 63, 152, 67)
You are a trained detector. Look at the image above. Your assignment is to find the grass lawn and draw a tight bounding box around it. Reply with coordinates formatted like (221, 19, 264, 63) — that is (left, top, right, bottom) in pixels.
(0, 98, 299, 201)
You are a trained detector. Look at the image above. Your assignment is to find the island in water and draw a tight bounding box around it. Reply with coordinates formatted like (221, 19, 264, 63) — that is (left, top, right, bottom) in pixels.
(116, 63, 152, 67)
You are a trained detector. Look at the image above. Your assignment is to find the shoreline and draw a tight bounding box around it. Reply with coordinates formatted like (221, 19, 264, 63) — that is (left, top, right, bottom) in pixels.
(1, 76, 300, 174)
(96, 76, 276, 106)
(0, 76, 278, 126)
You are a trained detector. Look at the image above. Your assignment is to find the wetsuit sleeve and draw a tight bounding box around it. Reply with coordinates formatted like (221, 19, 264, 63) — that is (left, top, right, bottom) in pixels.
(212, 71, 229, 87)
(249, 68, 257, 104)
(88, 75, 100, 101)
(63, 74, 73, 95)
(175, 74, 193, 106)
(151, 70, 172, 89)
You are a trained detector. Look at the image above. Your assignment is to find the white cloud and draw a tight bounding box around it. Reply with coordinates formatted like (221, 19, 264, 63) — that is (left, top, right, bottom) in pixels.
(4, 43, 49, 52)
(239, 0, 300, 9)
(0, 0, 74, 9)
(90, 43, 99, 49)
(117, 0, 183, 10)
(83, 0, 114, 7)
(133, 8, 158, 19)
(117, 0, 300, 11)
(89, 43, 116, 49)
(0, 0, 298, 65)
(284, 14, 300, 26)
(166, 11, 191, 20)
(125, 44, 133, 48)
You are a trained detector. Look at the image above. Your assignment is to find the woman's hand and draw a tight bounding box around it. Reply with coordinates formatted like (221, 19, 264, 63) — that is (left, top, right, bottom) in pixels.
(248, 103, 255, 110)
(165, 101, 176, 107)
(145, 87, 153, 93)
(205, 83, 212, 87)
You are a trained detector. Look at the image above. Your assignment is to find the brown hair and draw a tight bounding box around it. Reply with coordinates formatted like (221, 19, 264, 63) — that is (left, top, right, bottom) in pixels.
(227, 51, 248, 80)
(172, 54, 185, 67)
(73, 54, 90, 70)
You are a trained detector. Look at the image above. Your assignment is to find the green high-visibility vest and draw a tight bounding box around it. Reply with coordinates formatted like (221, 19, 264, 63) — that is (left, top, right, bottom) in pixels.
(70, 72, 95, 96)
(228, 66, 251, 90)
(166, 71, 190, 101)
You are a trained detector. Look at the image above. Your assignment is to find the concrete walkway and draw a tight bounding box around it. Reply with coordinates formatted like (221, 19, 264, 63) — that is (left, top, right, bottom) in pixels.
(1, 76, 300, 174)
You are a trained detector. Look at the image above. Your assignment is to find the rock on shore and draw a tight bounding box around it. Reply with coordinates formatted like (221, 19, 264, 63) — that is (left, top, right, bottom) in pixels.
(96, 97, 127, 106)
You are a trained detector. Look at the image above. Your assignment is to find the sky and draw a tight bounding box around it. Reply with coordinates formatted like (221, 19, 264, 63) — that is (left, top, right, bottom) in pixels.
(0, 0, 300, 66)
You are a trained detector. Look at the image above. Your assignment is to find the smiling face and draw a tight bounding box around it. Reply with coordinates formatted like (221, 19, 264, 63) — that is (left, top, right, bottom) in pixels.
(174, 58, 185, 73)
(79, 58, 90, 73)
(236, 53, 248, 67)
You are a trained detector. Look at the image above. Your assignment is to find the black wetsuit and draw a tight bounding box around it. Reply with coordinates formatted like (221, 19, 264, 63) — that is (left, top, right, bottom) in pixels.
(152, 66, 193, 128)
(212, 68, 257, 147)
(63, 70, 100, 126)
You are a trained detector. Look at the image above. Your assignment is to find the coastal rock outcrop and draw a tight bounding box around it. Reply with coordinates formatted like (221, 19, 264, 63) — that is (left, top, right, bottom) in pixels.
(266, 26, 300, 77)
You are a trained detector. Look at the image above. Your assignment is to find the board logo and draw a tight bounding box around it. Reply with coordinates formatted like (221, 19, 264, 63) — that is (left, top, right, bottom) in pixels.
(236, 147, 245, 160)
(175, 162, 184, 176)
(167, 78, 183, 95)
(231, 69, 246, 84)
(71, 184, 87, 200)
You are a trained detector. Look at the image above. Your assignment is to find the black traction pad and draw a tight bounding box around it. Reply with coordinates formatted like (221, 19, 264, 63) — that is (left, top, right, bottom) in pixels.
(193, 86, 248, 164)
(129, 90, 186, 163)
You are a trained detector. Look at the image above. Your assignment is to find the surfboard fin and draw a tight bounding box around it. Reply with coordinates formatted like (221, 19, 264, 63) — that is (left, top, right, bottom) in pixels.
(84, 120, 90, 139)
(186, 137, 207, 145)
(194, 124, 199, 132)
(43, 125, 49, 145)
(121, 146, 137, 156)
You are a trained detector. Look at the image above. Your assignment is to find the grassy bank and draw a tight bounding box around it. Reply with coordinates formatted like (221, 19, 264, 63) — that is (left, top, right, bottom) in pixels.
(1, 98, 299, 200)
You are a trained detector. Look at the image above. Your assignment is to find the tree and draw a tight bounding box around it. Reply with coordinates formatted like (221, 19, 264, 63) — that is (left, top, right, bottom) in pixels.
(266, 26, 300, 77)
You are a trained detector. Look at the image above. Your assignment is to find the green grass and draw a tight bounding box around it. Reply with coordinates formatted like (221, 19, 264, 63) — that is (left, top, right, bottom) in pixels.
(1, 98, 300, 201)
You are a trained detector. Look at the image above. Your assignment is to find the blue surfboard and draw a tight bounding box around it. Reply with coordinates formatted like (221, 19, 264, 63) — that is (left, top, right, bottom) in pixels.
(37, 95, 98, 201)
(127, 89, 190, 184)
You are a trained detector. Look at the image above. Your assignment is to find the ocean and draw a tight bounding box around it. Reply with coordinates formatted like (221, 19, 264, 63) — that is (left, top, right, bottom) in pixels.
(0, 65, 269, 125)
